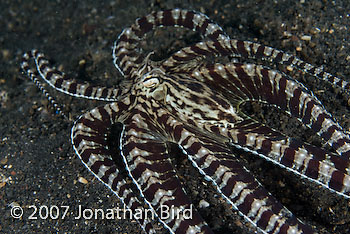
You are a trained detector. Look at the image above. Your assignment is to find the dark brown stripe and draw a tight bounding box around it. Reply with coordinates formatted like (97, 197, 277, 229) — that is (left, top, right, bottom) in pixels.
(237, 132, 247, 145)
(257, 210, 274, 229)
(301, 100, 313, 125)
(162, 10, 175, 26)
(286, 55, 295, 65)
(68, 82, 77, 94)
(54, 78, 63, 88)
(199, 19, 209, 36)
(100, 88, 108, 99)
(98, 106, 111, 123)
(237, 193, 254, 215)
(304, 159, 319, 179)
(235, 65, 258, 99)
(90, 160, 104, 173)
(275, 76, 287, 109)
(289, 88, 302, 116)
(213, 40, 229, 55)
(100, 166, 117, 183)
(259, 68, 274, 102)
(45, 71, 54, 80)
(236, 40, 249, 58)
(329, 170, 345, 192)
(84, 85, 93, 97)
(39, 63, 48, 73)
(311, 112, 327, 133)
(281, 148, 295, 167)
(255, 45, 265, 58)
(320, 125, 336, 142)
(191, 44, 210, 55)
(137, 16, 153, 35)
(260, 139, 272, 155)
(274, 51, 283, 63)
(183, 11, 194, 29)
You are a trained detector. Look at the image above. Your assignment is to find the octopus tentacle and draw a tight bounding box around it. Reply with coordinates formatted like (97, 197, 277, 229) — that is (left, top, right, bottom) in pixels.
(162, 39, 350, 93)
(193, 62, 350, 159)
(228, 39, 350, 93)
(21, 51, 67, 118)
(120, 106, 212, 234)
(113, 9, 229, 78)
(225, 119, 350, 198)
(22, 8, 350, 234)
(21, 50, 123, 101)
(71, 102, 156, 233)
(159, 111, 314, 234)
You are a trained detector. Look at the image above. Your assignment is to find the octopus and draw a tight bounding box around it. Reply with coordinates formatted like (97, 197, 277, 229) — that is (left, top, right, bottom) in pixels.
(21, 9, 350, 234)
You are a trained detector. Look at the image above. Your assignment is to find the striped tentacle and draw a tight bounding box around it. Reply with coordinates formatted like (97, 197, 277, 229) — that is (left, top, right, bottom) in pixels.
(193, 62, 350, 160)
(22, 50, 122, 101)
(71, 102, 156, 233)
(161, 39, 252, 73)
(161, 40, 225, 73)
(159, 111, 315, 234)
(222, 119, 350, 199)
(21, 53, 67, 118)
(162, 39, 350, 93)
(227, 39, 350, 93)
(113, 9, 230, 78)
(120, 106, 212, 234)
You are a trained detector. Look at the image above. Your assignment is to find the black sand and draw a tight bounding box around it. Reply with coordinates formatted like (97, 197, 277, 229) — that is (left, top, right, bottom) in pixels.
(1, 0, 349, 233)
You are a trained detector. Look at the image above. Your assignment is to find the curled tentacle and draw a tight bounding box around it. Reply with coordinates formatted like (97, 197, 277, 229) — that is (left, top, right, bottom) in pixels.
(120, 105, 213, 234)
(71, 102, 158, 233)
(162, 39, 350, 94)
(191, 62, 350, 159)
(226, 119, 350, 199)
(157, 110, 315, 234)
(113, 9, 230, 78)
(21, 50, 124, 102)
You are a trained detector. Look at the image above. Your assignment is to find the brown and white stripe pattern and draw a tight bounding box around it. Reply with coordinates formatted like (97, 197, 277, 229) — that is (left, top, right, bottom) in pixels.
(113, 9, 229, 78)
(193, 62, 350, 160)
(21, 50, 123, 101)
(158, 112, 314, 234)
(227, 120, 350, 198)
(162, 38, 350, 92)
(120, 105, 212, 234)
(71, 102, 157, 233)
(22, 8, 350, 234)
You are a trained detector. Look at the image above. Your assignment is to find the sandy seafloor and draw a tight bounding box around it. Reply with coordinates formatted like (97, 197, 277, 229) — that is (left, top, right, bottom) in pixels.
(1, 0, 350, 233)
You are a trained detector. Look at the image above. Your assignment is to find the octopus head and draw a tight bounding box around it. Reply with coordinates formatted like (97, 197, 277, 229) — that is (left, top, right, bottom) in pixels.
(134, 68, 168, 103)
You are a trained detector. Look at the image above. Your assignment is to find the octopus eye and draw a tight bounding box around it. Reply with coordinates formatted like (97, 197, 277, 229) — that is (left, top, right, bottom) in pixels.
(143, 77, 159, 88)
